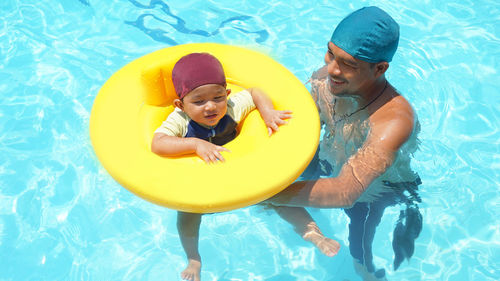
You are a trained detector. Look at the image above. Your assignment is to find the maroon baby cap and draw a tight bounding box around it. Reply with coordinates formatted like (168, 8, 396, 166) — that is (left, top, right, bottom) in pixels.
(171, 52, 226, 99)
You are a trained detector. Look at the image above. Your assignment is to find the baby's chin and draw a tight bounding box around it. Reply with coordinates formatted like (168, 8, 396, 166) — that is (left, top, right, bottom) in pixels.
(200, 118, 221, 127)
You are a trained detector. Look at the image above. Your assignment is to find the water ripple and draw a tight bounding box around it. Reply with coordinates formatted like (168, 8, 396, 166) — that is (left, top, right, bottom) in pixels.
(125, 0, 269, 45)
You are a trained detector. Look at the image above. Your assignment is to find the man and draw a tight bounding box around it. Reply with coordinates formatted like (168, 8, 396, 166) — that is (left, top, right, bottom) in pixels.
(268, 6, 422, 280)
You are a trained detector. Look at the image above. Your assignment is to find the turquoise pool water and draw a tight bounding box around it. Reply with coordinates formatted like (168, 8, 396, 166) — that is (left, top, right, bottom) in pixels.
(1, 0, 499, 280)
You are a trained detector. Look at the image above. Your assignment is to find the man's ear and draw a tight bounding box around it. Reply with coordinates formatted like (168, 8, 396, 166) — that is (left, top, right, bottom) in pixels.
(173, 99, 184, 110)
(374, 62, 389, 78)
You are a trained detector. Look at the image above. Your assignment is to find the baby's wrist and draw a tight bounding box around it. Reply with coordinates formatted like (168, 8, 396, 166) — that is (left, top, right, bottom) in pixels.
(258, 107, 274, 117)
(188, 138, 202, 151)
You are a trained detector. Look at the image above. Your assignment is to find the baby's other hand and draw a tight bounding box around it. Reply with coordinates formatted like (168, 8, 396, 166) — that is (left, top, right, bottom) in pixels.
(262, 109, 292, 136)
(194, 139, 230, 163)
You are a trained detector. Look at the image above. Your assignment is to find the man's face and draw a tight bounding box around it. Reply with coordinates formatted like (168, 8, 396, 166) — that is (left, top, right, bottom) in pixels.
(324, 42, 377, 97)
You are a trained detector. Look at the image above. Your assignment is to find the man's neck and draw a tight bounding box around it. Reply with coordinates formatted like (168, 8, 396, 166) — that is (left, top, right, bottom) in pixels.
(332, 78, 388, 118)
(357, 78, 388, 103)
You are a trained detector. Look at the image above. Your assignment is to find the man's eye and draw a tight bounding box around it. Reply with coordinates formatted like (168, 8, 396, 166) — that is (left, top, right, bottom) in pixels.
(344, 62, 357, 68)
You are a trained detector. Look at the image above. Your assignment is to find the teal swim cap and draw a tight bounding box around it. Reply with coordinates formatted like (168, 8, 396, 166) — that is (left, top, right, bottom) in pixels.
(330, 6, 399, 63)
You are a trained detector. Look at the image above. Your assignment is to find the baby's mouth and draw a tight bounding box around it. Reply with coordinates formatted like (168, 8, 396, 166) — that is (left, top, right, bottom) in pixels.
(205, 113, 218, 120)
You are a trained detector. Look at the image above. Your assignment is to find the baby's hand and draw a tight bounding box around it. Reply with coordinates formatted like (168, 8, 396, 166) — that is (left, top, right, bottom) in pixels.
(194, 139, 230, 163)
(261, 109, 292, 136)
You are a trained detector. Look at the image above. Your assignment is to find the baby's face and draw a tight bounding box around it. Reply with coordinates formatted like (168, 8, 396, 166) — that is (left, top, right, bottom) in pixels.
(180, 84, 229, 127)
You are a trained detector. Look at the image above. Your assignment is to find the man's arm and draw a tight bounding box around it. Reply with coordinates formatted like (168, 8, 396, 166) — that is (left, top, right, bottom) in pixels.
(268, 95, 415, 208)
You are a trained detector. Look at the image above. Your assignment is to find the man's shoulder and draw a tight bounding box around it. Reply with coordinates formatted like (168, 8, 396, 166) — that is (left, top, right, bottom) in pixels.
(374, 91, 414, 121)
(369, 93, 416, 150)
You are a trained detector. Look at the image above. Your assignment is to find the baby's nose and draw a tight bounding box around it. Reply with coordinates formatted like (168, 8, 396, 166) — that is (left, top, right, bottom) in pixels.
(205, 101, 216, 110)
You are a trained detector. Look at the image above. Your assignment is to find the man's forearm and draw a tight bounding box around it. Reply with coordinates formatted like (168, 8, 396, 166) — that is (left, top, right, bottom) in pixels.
(268, 172, 365, 208)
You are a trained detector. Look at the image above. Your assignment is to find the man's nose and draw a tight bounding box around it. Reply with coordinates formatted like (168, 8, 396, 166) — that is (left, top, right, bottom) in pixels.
(327, 59, 341, 76)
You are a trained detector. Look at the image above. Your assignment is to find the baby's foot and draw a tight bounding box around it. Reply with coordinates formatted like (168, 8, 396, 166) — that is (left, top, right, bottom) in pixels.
(181, 259, 201, 281)
(302, 223, 340, 257)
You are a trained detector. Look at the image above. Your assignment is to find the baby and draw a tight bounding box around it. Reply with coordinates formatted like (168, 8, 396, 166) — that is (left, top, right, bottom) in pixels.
(151, 53, 338, 281)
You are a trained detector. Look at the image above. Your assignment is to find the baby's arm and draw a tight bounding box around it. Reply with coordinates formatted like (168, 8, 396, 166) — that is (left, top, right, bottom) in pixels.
(248, 88, 292, 135)
(151, 133, 229, 163)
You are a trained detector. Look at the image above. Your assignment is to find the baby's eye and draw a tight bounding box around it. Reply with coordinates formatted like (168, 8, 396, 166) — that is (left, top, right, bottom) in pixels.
(214, 96, 225, 101)
(193, 100, 205, 105)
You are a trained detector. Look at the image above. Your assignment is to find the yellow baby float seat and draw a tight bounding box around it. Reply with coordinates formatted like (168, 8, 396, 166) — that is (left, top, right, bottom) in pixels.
(90, 43, 320, 213)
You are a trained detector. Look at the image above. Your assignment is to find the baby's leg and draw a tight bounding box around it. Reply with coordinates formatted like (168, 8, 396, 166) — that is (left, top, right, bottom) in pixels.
(177, 211, 202, 281)
(273, 206, 340, 257)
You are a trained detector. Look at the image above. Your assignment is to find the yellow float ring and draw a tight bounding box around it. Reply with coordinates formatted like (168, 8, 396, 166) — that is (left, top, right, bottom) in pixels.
(90, 43, 319, 213)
